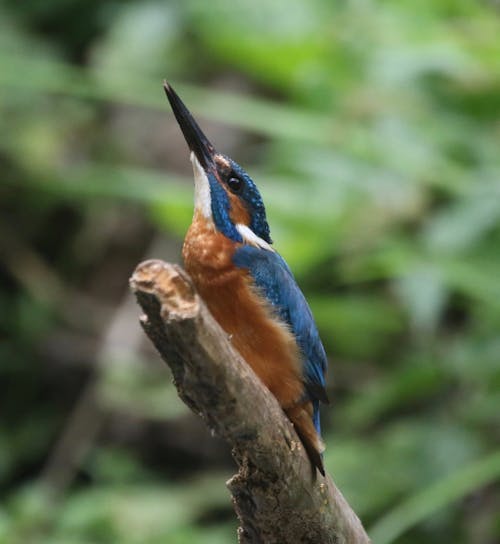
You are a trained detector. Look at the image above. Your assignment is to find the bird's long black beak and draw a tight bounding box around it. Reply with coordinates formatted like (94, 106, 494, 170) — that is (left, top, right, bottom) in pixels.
(163, 81, 216, 170)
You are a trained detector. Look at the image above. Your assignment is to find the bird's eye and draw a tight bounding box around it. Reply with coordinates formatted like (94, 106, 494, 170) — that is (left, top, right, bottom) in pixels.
(227, 176, 243, 193)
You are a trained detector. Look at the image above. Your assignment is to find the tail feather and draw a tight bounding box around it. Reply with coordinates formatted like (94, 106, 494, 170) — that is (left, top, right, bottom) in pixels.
(286, 402, 325, 476)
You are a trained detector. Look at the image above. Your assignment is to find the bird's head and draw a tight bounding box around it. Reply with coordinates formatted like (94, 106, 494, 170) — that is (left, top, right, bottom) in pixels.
(164, 82, 272, 247)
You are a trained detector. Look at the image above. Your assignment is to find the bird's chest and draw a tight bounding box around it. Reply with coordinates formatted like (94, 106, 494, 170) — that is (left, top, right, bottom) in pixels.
(182, 221, 254, 331)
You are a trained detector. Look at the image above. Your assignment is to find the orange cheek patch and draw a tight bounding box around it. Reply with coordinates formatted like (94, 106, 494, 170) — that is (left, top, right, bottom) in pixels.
(228, 192, 250, 226)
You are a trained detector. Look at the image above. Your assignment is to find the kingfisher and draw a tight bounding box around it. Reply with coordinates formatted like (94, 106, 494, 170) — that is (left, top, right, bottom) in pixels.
(163, 82, 329, 475)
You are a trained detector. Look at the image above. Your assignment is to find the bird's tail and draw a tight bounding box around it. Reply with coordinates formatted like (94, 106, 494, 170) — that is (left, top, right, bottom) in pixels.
(286, 402, 325, 476)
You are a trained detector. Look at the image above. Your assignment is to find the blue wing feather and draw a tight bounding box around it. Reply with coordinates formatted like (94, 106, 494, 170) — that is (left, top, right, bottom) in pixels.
(232, 245, 329, 425)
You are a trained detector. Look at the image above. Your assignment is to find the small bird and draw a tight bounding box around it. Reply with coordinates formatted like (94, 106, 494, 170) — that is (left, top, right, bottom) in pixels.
(163, 82, 329, 475)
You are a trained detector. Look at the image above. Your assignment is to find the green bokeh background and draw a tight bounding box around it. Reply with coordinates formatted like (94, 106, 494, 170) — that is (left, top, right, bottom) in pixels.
(1, 1, 499, 542)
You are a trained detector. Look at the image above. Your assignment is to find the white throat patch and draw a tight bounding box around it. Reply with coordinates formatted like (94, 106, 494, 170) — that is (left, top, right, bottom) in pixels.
(190, 152, 212, 220)
(236, 224, 274, 251)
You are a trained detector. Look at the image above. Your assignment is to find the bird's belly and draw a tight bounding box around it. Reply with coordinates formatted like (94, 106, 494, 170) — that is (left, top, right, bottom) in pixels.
(195, 276, 304, 409)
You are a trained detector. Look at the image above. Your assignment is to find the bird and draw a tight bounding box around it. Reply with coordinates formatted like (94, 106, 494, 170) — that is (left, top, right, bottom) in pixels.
(163, 81, 329, 476)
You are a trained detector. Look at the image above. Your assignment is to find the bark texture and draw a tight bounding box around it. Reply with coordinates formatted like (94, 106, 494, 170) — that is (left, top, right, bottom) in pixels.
(130, 259, 371, 544)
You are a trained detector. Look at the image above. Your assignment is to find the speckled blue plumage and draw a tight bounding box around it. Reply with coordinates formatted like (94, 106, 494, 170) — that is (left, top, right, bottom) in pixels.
(232, 245, 328, 435)
(227, 159, 272, 244)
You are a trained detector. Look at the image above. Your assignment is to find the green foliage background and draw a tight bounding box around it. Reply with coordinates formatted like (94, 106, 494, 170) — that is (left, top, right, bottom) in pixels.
(1, 1, 499, 542)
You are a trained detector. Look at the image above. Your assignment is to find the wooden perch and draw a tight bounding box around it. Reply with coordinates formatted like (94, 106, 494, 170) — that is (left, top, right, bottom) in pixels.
(130, 259, 370, 544)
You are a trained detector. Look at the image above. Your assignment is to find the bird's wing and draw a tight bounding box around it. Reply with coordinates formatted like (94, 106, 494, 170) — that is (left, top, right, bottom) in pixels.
(233, 245, 329, 405)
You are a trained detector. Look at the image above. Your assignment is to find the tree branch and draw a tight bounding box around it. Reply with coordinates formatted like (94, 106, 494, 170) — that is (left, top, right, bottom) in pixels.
(130, 259, 370, 544)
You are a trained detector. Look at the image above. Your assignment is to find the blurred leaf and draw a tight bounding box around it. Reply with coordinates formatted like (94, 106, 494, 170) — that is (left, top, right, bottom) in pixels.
(394, 264, 448, 335)
(310, 294, 403, 358)
(90, 2, 182, 78)
(99, 358, 188, 420)
(424, 190, 500, 255)
(369, 450, 500, 544)
(342, 361, 446, 430)
(54, 477, 233, 543)
(327, 420, 480, 517)
(187, 0, 329, 91)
